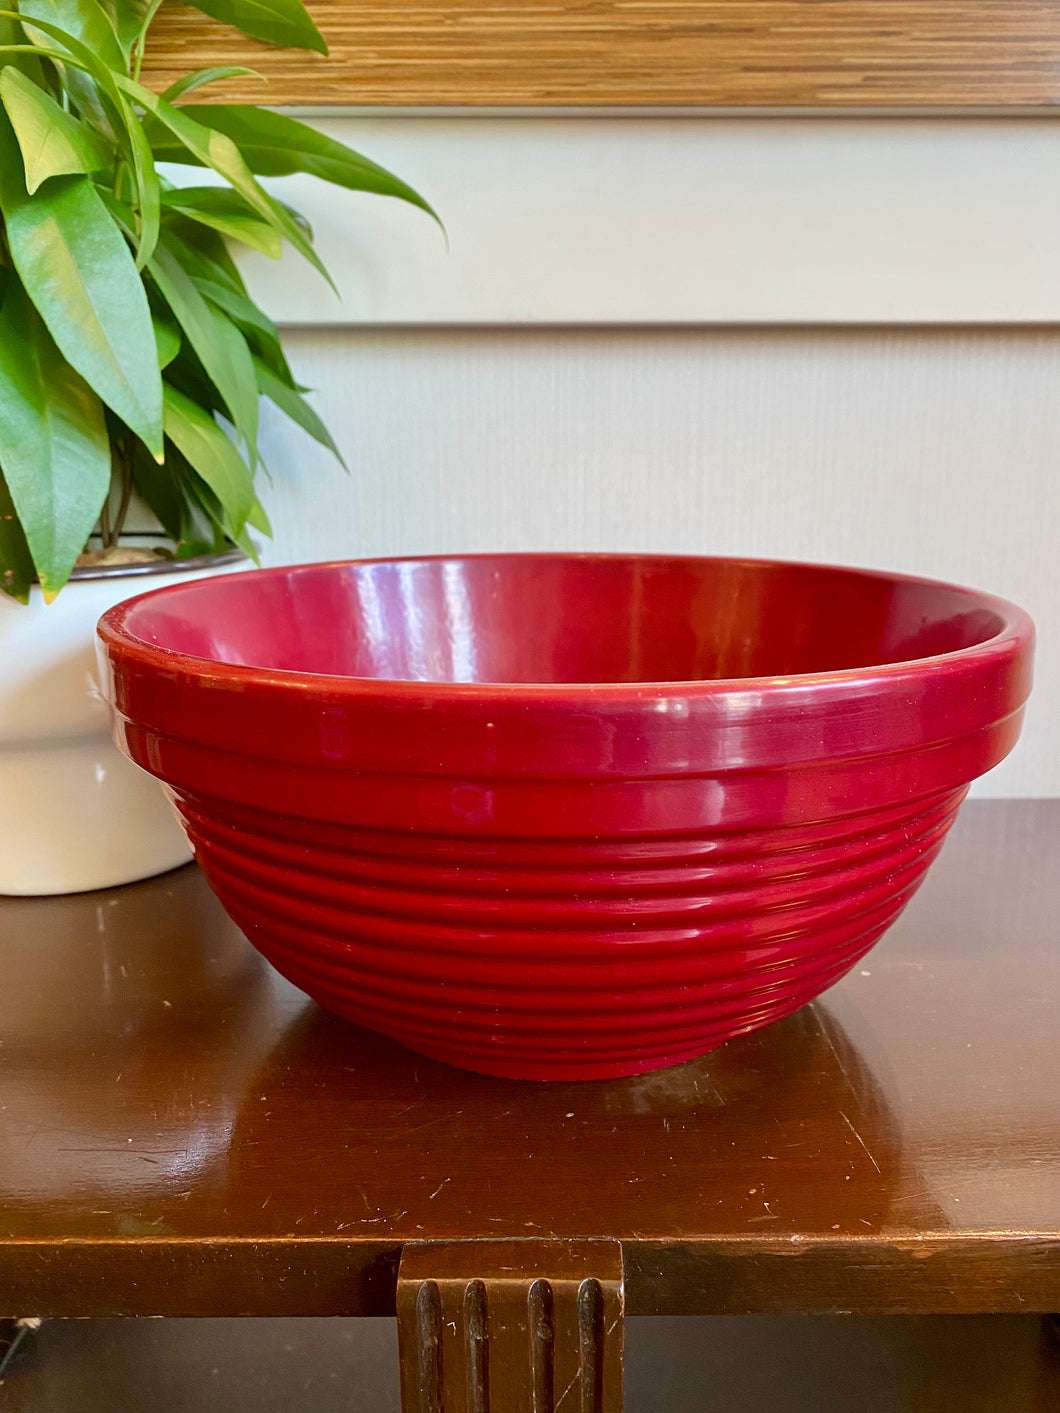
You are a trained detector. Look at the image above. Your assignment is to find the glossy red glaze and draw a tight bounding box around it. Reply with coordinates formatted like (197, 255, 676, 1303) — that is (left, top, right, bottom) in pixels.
(97, 555, 1034, 1080)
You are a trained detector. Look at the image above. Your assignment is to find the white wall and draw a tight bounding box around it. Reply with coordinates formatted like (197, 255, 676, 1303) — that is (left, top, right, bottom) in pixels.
(240, 119, 1060, 799)
(242, 116, 1060, 324)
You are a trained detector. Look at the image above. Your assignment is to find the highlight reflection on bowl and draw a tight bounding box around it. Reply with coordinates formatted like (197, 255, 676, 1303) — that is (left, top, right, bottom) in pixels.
(97, 554, 1033, 1080)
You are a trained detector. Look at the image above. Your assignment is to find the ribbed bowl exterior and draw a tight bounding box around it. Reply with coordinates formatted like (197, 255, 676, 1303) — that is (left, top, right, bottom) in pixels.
(174, 784, 965, 1079)
(97, 555, 1035, 1081)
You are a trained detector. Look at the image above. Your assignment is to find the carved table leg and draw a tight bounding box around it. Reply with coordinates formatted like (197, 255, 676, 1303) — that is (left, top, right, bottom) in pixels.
(397, 1239, 624, 1413)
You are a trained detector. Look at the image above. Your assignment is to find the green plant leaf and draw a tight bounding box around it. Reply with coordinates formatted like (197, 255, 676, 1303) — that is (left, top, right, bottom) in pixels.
(167, 435, 261, 562)
(161, 213, 246, 292)
(163, 343, 229, 419)
(277, 196, 312, 241)
(195, 277, 296, 385)
(123, 95, 161, 268)
(131, 437, 226, 558)
(0, 280, 110, 599)
(0, 114, 164, 458)
(0, 51, 115, 150)
(254, 357, 346, 469)
(1, 12, 157, 226)
(0, 14, 123, 139)
(246, 494, 271, 535)
(3, 7, 160, 266)
(0, 13, 46, 84)
(148, 105, 440, 223)
(0, 465, 35, 603)
(152, 313, 180, 369)
(16, 0, 126, 73)
(58, 65, 118, 150)
(98, 0, 153, 55)
(161, 187, 282, 258)
(170, 452, 237, 556)
(187, 0, 327, 53)
(162, 382, 255, 533)
(227, 520, 258, 560)
(149, 241, 258, 461)
(121, 78, 335, 289)
(0, 67, 112, 194)
(128, 435, 183, 542)
(160, 64, 261, 104)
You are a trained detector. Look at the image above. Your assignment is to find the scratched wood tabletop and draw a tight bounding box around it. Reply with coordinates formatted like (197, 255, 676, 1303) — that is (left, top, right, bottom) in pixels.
(1, 798, 1058, 1318)
(143, 3, 1060, 107)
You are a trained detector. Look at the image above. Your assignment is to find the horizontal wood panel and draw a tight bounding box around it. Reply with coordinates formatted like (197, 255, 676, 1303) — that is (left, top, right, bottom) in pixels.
(144, 2, 1060, 108)
(226, 118, 1060, 326)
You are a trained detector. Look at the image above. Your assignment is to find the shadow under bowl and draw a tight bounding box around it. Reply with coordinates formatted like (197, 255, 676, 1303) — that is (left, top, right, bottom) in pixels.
(97, 553, 1033, 1080)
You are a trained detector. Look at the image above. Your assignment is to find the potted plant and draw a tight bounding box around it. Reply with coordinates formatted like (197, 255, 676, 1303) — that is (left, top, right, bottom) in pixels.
(0, 0, 434, 894)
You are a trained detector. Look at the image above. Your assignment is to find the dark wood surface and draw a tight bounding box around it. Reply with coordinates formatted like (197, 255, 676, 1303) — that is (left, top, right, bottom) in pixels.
(143, 2, 1060, 108)
(3, 1314, 1059, 1412)
(2, 799, 1059, 1318)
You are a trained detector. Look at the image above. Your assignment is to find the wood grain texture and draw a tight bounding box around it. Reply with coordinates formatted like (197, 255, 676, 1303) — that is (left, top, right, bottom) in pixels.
(142, 3, 1060, 108)
(2, 801, 1060, 1319)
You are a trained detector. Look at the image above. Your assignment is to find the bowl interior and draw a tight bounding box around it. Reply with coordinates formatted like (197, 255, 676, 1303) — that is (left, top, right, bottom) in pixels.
(114, 555, 1007, 686)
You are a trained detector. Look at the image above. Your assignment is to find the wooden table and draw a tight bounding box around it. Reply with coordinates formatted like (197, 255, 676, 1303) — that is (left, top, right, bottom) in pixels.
(2, 799, 1059, 1410)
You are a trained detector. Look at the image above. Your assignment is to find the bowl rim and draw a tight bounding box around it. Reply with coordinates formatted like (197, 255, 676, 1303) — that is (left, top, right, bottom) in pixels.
(97, 551, 1034, 701)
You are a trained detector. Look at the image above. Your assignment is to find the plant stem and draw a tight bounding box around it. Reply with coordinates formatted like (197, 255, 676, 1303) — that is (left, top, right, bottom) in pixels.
(98, 484, 113, 549)
(99, 436, 134, 550)
(111, 442, 135, 545)
(132, 0, 166, 83)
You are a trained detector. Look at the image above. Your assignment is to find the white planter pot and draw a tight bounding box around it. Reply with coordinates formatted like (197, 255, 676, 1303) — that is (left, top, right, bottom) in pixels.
(0, 550, 244, 896)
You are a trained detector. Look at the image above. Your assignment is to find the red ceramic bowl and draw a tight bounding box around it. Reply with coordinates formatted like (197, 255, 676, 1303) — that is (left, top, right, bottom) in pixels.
(97, 554, 1034, 1081)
